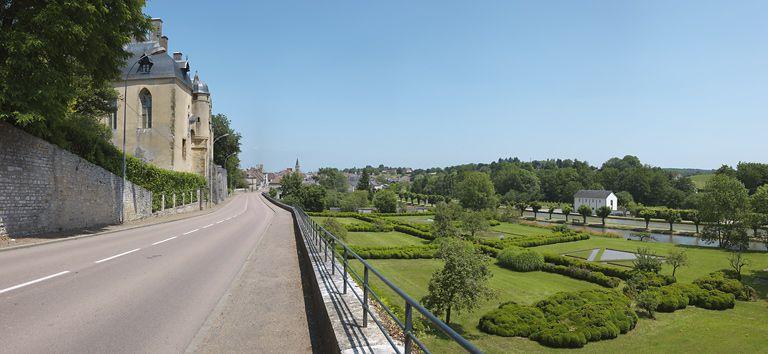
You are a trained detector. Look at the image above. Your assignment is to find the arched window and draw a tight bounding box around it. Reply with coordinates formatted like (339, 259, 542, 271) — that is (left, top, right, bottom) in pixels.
(139, 89, 152, 128)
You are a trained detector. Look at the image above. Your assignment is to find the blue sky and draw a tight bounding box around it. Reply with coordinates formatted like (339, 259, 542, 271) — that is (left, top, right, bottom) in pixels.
(146, 1, 768, 172)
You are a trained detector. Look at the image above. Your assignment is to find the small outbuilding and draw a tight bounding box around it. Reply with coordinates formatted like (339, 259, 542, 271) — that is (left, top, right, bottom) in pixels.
(573, 190, 617, 212)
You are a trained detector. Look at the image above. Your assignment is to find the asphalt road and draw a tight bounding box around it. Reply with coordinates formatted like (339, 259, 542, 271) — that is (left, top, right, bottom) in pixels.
(0, 192, 296, 353)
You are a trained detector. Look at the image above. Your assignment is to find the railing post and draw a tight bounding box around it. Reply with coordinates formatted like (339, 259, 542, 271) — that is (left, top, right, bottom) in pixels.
(342, 248, 348, 294)
(324, 236, 328, 263)
(330, 239, 336, 275)
(363, 266, 369, 327)
(161, 194, 165, 211)
(173, 193, 177, 208)
(404, 302, 413, 354)
(182, 191, 186, 205)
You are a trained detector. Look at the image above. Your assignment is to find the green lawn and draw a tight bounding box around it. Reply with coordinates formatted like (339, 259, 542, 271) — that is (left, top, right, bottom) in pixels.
(488, 222, 554, 238)
(345, 231, 428, 248)
(690, 173, 714, 190)
(531, 238, 768, 292)
(312, 216, 370, 226)
(381, 215, 434, 224)
(564, 248, 597, 260)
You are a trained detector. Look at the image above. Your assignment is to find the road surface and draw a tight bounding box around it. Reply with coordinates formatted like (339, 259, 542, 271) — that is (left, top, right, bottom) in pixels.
(0, 193, 312, 353)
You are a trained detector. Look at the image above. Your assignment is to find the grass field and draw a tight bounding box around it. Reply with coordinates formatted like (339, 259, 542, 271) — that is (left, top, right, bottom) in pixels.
(532, 238, 768, 293)
(488, 222, 554, 238)
(381, 215, 434, 224)
(345, 231, 428, 248)
(312, 216, 370, 226)
(690, 173, 714, 190)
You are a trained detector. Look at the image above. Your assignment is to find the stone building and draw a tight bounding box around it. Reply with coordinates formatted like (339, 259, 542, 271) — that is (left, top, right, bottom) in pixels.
(107, 18, 212, 178)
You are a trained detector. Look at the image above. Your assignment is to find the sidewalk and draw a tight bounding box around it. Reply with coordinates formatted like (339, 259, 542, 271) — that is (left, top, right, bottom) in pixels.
(0, 195, 237, 251)
(189, 201, 316, 353)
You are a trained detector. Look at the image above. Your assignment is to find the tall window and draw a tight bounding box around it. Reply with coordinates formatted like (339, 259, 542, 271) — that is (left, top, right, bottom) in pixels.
(139, 89, 152, 128)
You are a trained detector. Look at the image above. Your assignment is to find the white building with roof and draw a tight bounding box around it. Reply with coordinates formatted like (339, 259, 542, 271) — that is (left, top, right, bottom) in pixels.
(573, 190, 617, 212)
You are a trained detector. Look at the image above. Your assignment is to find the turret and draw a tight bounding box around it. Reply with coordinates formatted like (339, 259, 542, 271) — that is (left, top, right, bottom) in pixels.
(191, 72, 211, 138)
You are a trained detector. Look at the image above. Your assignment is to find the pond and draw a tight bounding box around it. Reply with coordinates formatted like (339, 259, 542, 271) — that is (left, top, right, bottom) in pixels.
(528, 220, 768, 251)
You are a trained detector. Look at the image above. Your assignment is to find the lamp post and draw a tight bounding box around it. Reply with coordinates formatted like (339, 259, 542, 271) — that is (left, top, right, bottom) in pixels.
(120, 47, 165, 223)
(209, 133, 230, 206)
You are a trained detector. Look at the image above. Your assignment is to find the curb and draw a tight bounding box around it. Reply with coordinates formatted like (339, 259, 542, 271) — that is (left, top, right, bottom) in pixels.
(0, 195, 239, 253)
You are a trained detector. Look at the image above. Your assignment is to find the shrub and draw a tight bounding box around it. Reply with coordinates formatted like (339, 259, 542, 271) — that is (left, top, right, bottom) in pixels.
(497, 247, 544, 271)
(636, 289, 662, 318)
(479, 290, 637, 348)
(541, 263, 621, 288)
(322, 218, 347, 240)
(543, 254, 634, 280)
(696, 289, 736, 310)
(350, 245, 438, 259)
(694, 271, 755, 301)
(478, 302, 546, 337)
(655, 285, 689, 313)
(626, 272, 677, 294)
(393, 224, 434, 241)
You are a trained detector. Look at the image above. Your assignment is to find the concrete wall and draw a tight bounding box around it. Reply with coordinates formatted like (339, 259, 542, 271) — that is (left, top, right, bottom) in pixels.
(0, 123, 152, 238)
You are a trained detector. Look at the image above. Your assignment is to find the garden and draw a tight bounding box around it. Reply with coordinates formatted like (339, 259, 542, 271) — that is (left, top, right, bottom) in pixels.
(312, 210, 768, 353)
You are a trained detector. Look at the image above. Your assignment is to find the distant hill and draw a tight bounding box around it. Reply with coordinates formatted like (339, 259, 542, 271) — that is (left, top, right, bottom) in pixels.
(690, 174, 715, 190)
(663, 168, 714, 177)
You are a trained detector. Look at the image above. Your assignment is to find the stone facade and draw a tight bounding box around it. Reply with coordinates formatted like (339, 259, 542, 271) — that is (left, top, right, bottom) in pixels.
(211, 165, 228, 204)
(0, 123, 152, 238)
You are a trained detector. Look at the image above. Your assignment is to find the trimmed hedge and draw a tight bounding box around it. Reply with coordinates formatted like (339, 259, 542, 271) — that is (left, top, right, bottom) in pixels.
(696, 289, 736, 310)
(480, 233, 590, 250)
(307, 211, 435, 217)
(349, 245, 437, 259)
(478, 302, 546, 337)
(543, 254, 634, 280)
(480, 290, 637, 348)
(497, 247, 544, 272)
(393, 224, 434, 241)
(693, 271, 756, 301)
(541, 263, 621, 288)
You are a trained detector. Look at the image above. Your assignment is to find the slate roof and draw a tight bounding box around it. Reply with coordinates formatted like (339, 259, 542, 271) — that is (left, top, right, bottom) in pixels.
(121, 41, 193, 89)
(574, 190, 614, 199)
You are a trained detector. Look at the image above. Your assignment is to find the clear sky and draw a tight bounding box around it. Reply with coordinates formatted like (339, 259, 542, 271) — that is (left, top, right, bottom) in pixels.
(145, 1, 767, 172)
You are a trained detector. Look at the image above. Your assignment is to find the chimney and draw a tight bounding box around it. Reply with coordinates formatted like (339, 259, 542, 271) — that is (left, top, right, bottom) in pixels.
(150, 18, 163, 42)
(173, 51, 183, 61)
(160, 35, 169, 51)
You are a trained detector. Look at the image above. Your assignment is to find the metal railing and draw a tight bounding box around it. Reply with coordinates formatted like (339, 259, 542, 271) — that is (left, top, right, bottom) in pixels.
(263, 194, 482, 354)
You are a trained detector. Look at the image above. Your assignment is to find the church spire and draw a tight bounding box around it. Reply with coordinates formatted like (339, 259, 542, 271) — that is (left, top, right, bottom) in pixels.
(295, 158, 300, 173)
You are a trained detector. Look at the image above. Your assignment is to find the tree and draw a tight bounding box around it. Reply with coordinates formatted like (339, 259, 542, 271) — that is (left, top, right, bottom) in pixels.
(515, 202, 528, 217)
(638, 209, 655, 230)
(432, 201, 462, 238)
(577, 204, 592, 224)
(662, 209, 681, 232)
(633, 247, 662, 274)
(666, 250, 688, 277)
(750, 184, 768, 215)
(300, 184, 327, 212)
(615, 191, 634, 211)
(356, 168, 371, 191)
(421, 238, 494, 324)
(596, 206, 612, 226)
(736, 162, 768, 194)
(322, 218, 347, 241)
(743, 212, 767, 242)
(530, 202, 542, 219)
(460, 210, 490, 240)
(279, 172, 303, 199)
(340, 191, 370, 212)
(728, 251, 749, 280)
(698, 175, 750, 249)
(562, 205, 573, 222)
(631, 231, 652, 242)
(636, 289, 662, 319)
(455, 172, 497, 210)
(373, 189, 398, 213)
(0, 1, 150, 126)
(688, 209, 702, 234)
(213, 113, 246, 188)
(547, 206, 556, 220)
(315, 168, 349, 193)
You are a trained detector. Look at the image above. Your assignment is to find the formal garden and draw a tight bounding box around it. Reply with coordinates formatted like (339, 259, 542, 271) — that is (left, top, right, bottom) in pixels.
(310, 209, 768, 353)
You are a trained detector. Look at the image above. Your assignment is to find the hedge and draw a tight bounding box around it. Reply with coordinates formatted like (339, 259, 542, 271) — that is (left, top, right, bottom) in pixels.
(497, 247, 544, 272)
(393, 224, 434, 241)
(307, 211, 434, 217)
(349, 245, 438, 259)
(480, 290, 637, 348)
(693, 271, 757, 301)
(344, 223, 394, 232)
(543, 254, 634, 280)
(480, 233, 590, 250)
(541, 263, 621, 288)
(122, 155, 207, 211)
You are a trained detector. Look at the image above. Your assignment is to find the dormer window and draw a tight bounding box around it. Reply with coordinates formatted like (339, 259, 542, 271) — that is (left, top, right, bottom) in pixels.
(137, 55, 154, 73)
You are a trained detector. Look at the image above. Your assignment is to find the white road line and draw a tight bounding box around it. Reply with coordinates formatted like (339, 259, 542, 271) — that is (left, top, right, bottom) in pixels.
(215, 220, 224, 224)
(202, 224, 214, 229)
(0, 271, 71, 295)
(183, 228, 200, 235)
(94, 248, 141, 264)
(152, 236, 177, 245)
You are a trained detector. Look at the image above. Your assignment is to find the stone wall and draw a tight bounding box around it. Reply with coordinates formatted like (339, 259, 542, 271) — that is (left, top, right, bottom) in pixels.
(0, 123, 152, 238)
(211, 164, 228, 204)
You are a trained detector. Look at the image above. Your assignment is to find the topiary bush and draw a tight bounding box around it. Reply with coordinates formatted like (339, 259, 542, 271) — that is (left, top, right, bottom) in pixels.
(541, 263, 621, 288)
(694, 271, 755, 301)
(497, 247, 544, 271)
(696, 289, 736, 310)
(478, 302, 546, 337)
(656, 285, 689, 312)
(350, 245, 438, 259)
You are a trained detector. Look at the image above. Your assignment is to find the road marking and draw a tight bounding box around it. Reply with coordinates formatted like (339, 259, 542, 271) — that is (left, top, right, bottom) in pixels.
(202, 223, 214, 229)
(183, 228, 200, 235)
(0, 271, 71, 295)
(152, 236, 177, 245)
(94, 248, 141, 264)
(215, 220, 224, 224)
